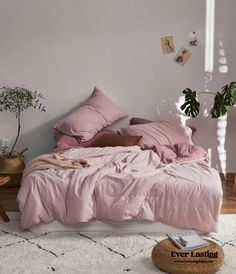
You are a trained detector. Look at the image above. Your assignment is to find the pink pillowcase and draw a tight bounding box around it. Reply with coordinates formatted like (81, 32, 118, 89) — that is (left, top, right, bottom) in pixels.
(130, 117, 152, 125)
(53, 130, 115, 153)
(120, 115, 193, 148)
(130, 116, 197, 133)
(54, 87, 128, 141)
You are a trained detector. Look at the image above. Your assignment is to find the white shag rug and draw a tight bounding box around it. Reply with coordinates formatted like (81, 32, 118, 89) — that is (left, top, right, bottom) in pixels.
(0, 213, 236, 274)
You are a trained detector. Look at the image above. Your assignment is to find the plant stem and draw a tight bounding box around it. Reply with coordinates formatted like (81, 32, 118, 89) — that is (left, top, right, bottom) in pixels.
(198, 91, 216, 95)
(10, 91, 21, 156)
(10, 114, 21, 155)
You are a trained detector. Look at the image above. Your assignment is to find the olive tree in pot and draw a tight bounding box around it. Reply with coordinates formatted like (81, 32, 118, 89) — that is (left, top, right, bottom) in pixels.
(0, 87, 45, 187)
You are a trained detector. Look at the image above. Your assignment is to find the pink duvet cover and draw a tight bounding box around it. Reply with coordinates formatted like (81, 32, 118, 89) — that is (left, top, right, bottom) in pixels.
(17, 146, 222, 232)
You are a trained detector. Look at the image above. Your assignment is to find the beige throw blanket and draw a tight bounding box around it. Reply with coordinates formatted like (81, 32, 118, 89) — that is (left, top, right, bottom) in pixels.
(23, 154, 89, 178)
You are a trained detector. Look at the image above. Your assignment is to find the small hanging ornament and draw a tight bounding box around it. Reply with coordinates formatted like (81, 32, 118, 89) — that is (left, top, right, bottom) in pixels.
(189, 31, 198, 46)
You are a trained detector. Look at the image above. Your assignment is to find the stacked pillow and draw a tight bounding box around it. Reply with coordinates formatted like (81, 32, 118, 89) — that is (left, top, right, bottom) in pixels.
(120, 115, 193, 148)
(90, 134, 141, 147)
(130, 116, 196, 133)
(54, 87, 128, 142)
(54, 130, 141, 150)
(54, 88, 194, 149)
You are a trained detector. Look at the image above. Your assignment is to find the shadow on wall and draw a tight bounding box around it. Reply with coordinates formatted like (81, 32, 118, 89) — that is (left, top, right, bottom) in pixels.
(17, 119, 55, 163)
(214, 34, 236, 174)
(186, 115, 221, 170)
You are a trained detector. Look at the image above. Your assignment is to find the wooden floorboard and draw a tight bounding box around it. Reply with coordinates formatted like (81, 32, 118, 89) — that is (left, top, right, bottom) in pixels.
(0, 178, 236, 214)
(221, 180, 236, 214)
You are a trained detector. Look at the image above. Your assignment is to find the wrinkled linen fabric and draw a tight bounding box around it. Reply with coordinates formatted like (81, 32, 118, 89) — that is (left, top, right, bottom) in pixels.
(17, 146, 222, 232)
(148, 143, 209, 164)
(23, 154, 89, 178)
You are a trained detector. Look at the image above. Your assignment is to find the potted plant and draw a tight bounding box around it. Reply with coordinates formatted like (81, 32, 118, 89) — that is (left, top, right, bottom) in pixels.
(180, 81, 236, 118)
(0, 86, 45, 186)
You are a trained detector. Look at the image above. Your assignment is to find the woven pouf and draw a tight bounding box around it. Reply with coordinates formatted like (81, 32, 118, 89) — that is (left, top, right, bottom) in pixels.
(152, 239, 224, 274)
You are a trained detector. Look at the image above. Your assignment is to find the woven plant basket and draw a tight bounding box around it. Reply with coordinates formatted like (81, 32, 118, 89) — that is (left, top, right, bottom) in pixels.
(0, 157, 25, 187)
(152, 239, 224, 274)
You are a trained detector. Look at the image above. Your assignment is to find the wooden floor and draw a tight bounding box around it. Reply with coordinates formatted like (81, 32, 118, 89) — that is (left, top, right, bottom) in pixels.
(221, 179, 236, 214)
(0, 179, 236, 214)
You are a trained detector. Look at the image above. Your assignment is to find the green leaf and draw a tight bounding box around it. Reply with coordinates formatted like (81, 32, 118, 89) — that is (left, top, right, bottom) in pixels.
(229, 81, 236, 101)
(210, 92, 229, 118)
(0, 86, 46, 155)
(221, 82, 236, 106)
(223, 91, 235, 106)
(180, 88, 200, 117)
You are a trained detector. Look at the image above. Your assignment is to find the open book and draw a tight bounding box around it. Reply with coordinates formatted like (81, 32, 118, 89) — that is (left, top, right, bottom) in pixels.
(166, 231, 210, 250)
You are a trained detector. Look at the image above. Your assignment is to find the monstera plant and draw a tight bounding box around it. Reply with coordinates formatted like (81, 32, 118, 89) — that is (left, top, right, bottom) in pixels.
(0, 86, 45, 186)
(180, 82, 236, 118)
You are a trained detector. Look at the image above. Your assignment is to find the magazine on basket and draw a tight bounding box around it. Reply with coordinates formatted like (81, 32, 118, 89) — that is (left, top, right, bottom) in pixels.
(166, 231, 210, 250)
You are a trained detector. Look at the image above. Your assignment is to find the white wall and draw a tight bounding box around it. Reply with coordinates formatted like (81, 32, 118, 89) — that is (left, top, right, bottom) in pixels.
(0, 0, 235, 172)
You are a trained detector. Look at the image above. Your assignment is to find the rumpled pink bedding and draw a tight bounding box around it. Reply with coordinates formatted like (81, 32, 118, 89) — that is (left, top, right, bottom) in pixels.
(149, 143, 209, 164)
(23, 154, 89, 178)
(17, 146, 222, 232)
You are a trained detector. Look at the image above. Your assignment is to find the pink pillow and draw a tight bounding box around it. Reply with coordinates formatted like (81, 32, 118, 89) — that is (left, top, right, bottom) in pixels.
(53, 130, 115, 153)
(130, 116, 197, 133)
(54, 87, 128, 141)
(120, 115, 193, 147)
(130, 117, 152, 125)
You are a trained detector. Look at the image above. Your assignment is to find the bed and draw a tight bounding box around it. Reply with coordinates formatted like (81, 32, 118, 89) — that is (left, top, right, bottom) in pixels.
(17, 145, 222, 233)
(17, 88, 223, 233)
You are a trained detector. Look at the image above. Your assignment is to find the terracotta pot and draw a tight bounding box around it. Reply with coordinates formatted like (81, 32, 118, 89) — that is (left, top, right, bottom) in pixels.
(0, 157, 25, 187)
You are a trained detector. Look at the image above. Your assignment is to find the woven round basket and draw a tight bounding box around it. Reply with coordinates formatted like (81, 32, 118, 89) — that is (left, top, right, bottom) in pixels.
(152, 239, 224, 274)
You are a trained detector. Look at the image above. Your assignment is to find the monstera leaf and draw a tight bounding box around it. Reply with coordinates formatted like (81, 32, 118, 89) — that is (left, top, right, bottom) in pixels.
(210, 92, 229, 118)
(229, 81, 236, 101)
(180, 88, 200, 118)
(210, 82, 236, 118)
(232, 82, 236, 100)
(179, 81, 235, 119)
(221, 81, 236, 106)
